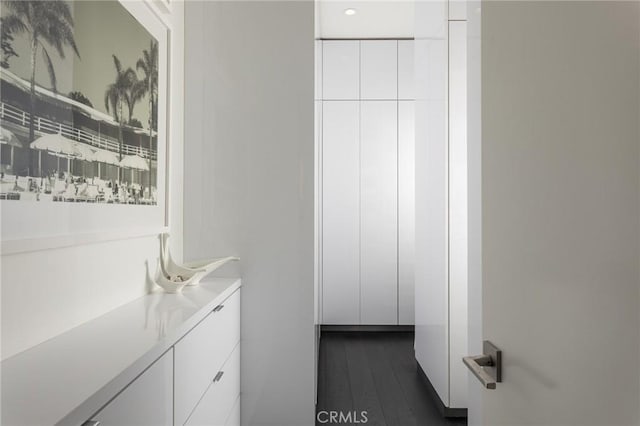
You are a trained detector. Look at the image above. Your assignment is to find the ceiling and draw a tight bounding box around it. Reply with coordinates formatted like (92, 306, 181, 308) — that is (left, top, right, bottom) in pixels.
(317, 0, 414, 39)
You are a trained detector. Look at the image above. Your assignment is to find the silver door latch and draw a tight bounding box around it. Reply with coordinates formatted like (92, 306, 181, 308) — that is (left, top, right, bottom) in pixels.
(463, 341, 502, 389)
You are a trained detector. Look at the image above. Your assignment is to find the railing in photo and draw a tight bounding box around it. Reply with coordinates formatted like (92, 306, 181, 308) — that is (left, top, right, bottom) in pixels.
(0, 102, 157, 160)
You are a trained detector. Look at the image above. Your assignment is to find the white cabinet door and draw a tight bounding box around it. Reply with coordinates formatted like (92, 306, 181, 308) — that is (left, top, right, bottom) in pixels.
(414, 32, 450, 406)
(315, 40, 322, 101)
(224, 396, 240, 426)
(322, 101, 360, 324)
(448, 0, 467, 20)
(322, 41, 359, 100)
(398, 101, 415, 325)
(360, 41, 397, 100)
(92, 350, 173, 426)
(398, 40, 414, 100)
(448, 21, 468, 409)
(184, 343, 240, 426)
(360, 101, 398, 325)
(174, 290, 240, 426)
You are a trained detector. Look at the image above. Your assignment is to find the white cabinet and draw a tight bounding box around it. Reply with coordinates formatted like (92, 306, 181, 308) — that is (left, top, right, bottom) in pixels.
(315, 40, 322, 101)
(360, 101, 398, 324)
(414, 16, 469, 411)
(322, 101, 360, 324)
(91, 350, 173, 426)
(322, 41, 359, 100)
(448, 0, 467, 20)
(319, 39, 414, 326)
(225, 397, 240, 426)
(398, 41, 415, 100)
(184, 343, 240, 426)
(447, 21, 468, 408)
(2, 279, 241, 426)
(360, 41, 397, 100)
(87, 288, 241, 426)
(398, 101, 415, 325)
(175, 290, 241, 425)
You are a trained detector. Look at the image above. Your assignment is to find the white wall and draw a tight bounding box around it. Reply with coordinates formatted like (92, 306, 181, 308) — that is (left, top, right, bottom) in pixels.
(183, 2, 315, 425)
(0, 0, 184, 361)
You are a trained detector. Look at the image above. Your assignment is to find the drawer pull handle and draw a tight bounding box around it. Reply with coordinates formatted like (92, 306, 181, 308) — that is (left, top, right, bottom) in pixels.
(213, 304, 225, 312)
(213, 371, 225, 383)
(82, 422, 100, 426)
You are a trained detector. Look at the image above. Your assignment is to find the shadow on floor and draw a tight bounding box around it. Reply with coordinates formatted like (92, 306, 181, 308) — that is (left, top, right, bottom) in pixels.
(316, 331, 467, 426)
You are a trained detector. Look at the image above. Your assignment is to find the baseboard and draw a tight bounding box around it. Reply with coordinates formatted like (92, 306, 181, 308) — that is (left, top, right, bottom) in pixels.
(321, 325, 415, 333)
(416, 362, 468, 418)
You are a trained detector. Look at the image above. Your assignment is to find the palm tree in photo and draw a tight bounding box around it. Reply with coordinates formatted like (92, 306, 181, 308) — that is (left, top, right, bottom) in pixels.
(68, 91, 93, 108)
(125, 76, 146, 126)
(2, 1, 80, 175)
(136, 40, 158, 191)
(1, 17, 19, 69)
(105, 54, 136, 182)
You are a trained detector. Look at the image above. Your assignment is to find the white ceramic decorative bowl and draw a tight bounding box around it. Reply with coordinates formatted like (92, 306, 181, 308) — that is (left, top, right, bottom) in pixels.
(153, 259, 200, 293)
(155, 233, 239, 292)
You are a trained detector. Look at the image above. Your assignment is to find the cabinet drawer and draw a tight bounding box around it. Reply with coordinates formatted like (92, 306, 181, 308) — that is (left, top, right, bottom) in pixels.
(175, 290, 240, 426)
(90, 350, 173, 426)
(184, 343, 240, 426)
(225, 396, 240, 426)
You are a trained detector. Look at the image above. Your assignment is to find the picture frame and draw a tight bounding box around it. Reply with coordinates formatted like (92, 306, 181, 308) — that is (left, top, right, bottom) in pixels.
(0, 0, 170, 254)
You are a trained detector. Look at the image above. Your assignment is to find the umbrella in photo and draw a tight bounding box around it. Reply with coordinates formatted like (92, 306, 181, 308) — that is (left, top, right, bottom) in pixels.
(120, 154, 149, 187)
(1, 127, 22, 148)
(73, 142, 96, 162)
(1, 127, 22, 172)
(119, 154, 149, 171)
(30, 133, 80, 177)
(94, 149, 120, 165)
(72, 142, 97, 178)
(93, 149, 119, 179)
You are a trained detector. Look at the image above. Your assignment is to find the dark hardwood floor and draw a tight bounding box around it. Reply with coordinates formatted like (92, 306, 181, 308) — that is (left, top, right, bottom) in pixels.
(316, 332, 467, 426)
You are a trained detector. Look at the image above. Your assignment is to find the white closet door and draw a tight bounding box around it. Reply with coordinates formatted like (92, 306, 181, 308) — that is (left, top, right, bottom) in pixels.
(361, 41, 398, 100)
(360, 101, 398, 325)
(448, 20, 468, 408)
(322, 101, 360, 324)
(398, 101, 415, 325)
(323, 41, 359, 100)
(398, 40, 415, 100)
(315, 40, 322, 101)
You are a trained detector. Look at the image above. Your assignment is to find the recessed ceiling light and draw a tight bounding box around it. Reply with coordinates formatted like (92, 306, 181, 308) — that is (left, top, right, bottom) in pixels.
(344, 8, 357, 16)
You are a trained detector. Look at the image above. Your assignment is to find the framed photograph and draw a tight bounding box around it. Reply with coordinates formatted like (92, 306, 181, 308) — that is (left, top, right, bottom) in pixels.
(0, 0, 169, 251)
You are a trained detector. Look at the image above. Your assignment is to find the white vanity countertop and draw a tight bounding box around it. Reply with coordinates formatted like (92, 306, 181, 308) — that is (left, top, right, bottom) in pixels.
(1, 277, 241, 426)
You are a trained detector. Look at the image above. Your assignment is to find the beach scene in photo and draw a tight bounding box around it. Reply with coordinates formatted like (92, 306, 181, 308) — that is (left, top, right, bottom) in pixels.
(0, 0, 159, 205)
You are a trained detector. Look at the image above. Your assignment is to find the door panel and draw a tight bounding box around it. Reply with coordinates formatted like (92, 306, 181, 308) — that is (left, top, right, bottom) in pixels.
(398, 40, 415, 100)
(398, 101, 415, 325)
(322, 101, 360, 324)
(360, 41, 397, 100)
(448, 21, 468, 408)
(322, 41, 359, 100)
(360, 101, 398, 325)
(470, 2, 640, 425)
(414, 31, 449, 405)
